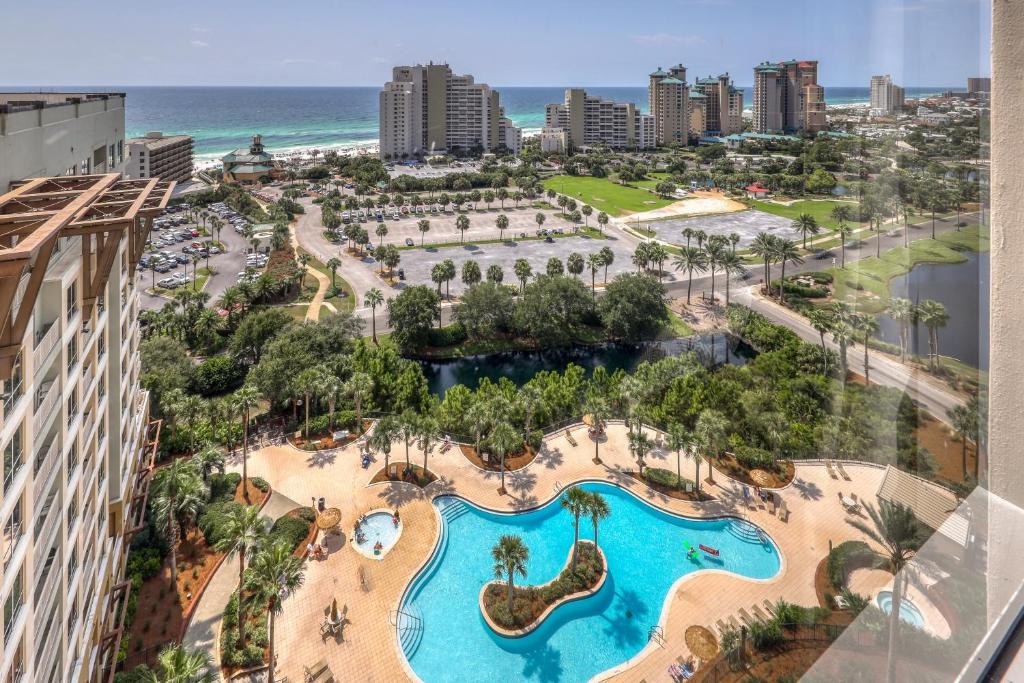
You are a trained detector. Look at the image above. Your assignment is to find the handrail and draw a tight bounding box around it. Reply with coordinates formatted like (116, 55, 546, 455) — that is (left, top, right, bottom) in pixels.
(648, 624, 665, 646)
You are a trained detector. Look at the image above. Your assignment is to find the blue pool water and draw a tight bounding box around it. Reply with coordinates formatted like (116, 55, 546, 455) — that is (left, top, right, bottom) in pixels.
(876, 591, 926, 629)
(399, 482, 781, 683)
(355, 511, 401, 557)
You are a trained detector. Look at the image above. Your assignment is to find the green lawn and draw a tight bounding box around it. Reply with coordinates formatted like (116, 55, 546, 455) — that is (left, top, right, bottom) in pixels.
(297, 248, 356, 313)
(750, 199, 864, 230)
(656, 313, 695, 339)
(825, 225, 989, 313)
(630, 173, 670, 191)
(543, 176, 674, 217)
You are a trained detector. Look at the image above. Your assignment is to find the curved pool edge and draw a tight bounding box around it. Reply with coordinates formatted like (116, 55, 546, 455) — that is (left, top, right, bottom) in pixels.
(395, 476, 785, 683)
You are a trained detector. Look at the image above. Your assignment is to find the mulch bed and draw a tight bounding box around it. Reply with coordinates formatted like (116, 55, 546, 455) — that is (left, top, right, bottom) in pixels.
(625, 472, 713, 502)
(369, 462, 438, 487)
(814, 556, 836, 609)
(459, 443, 537, 472)
(715, 454, 795, 488)
(913, 412, 978, 485)
(289, 420, 373, 451)
(125, 477, 269, 662)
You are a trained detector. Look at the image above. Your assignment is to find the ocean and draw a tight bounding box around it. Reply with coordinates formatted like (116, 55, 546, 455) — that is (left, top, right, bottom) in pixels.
(36, 85, 952, 165)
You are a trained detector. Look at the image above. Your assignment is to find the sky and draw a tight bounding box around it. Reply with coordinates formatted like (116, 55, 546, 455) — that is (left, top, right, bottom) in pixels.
(0, 0, 989, 88)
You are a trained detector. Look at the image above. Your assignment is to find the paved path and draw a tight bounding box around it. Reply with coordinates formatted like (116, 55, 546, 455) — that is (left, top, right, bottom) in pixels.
(182, 489, 303, 669)
(228, 423, 957, 683)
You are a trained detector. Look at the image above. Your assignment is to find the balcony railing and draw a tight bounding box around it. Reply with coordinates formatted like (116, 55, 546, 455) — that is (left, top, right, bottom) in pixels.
(34, 379, 58, 426)
(3, 521, 22, 570)
(32, 439, 58, 502)
(33, 321, 59, 370)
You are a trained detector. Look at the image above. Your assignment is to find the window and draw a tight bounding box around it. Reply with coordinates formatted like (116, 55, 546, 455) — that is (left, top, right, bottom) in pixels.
(7, 636, 24, 683)
(2, 352, 23, 416)
(66, 439, 78, 475)
(33, 544, 56, 604)
(66, 391, 78, 429)
(66, 334, 77, 373)
(66, 281, 78, 321)
(3, 426, 23, 494)
(118, 139, 124, 163)
(2, 498, 23, 570)
(3, 568, 23, 639)
(33, 480, 56, 541)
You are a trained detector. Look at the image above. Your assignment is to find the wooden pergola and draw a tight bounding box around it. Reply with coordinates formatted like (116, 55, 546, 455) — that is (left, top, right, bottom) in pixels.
(0, 173, 174, 379)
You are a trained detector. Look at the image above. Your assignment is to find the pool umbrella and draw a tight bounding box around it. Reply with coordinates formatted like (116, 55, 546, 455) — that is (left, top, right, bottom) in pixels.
(317, 507, 342, 530)
(685, 624, 720, 661)
(582, 414, 595, 426)
(749, 469, 773, 488)
(330, 598, 339, 622)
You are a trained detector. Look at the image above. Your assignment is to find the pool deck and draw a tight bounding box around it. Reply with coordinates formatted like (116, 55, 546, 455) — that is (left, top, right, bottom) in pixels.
(216, 422, 911, 683)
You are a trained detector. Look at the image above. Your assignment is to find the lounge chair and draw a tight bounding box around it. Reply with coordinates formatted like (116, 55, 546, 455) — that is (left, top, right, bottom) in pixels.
(728, 615, 742, 630)
(825, 460, 839, 480)
(684, 482, 693, 494)
(565, 430, 578, 447)
(716, 619, 730, 634)
(751, 604, 770, 622)
(742, 486, 757, 510)
(836, 461, 852, 481)
(738, 608, 754, 625)
(763, 599, 776, 615)
(767, 494, 776, 514)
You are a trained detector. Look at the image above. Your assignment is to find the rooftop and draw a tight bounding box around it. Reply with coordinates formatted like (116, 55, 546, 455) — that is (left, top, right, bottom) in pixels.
(127, 132, 193, 151)
(0, 91, 125, 113)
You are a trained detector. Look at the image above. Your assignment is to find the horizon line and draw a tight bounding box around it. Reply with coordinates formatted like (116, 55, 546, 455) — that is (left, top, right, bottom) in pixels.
(0, 83, 967, 90)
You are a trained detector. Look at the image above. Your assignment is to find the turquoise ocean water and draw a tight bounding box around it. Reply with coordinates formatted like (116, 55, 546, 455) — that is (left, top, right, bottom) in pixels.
(22, 85, 951, 164)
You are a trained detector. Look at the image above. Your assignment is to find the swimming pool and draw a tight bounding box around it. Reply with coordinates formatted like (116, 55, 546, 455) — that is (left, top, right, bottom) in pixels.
(876, 590, 926, 629)
(353, 510, 402, 560)
(398, 481, 781, 683)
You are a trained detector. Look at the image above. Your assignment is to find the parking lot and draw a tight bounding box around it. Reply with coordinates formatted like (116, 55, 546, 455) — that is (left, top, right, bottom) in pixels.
(355, 230, 665, 297)
(139, 202, 263, 311)
(644, 209, 801, 249)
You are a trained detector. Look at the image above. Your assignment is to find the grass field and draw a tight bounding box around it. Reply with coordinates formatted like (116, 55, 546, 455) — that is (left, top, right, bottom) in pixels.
(825, 225, 989, 313)
(543, 176, 674, 217)
(750, 199, 864, 229)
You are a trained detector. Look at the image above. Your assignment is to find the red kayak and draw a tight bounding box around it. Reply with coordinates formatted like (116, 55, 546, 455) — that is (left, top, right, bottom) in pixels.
(699, 544, 720, 556)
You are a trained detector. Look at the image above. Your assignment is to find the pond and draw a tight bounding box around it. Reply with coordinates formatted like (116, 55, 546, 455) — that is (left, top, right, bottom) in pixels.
(418, 333, 756, 397)
(875, 250, 989, 370)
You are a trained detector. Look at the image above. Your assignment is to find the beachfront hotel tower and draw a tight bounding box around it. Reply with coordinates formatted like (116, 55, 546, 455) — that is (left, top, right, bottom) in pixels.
(543, 89, 655, 152)
(648, 65, 691, 145)
(869, 75, 906, 116)
(0, 92, 167, 682)
(378, 63, 520, 160)
(752, 60, 826, 133)
(690, 74, 744, 137)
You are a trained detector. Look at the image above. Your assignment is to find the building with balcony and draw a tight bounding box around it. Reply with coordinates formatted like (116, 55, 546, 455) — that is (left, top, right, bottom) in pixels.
(690, 74, 744, 136)
(0, 92, 127, 193)
(379, 63, 520, 160)
(542, 88, 653, 151)
(752, 60, 827, 133)
(648, 65, 690, 145)
(0, 94, 169, 683)
(870, 74, 906, 116)
(126, 132, 194, 184)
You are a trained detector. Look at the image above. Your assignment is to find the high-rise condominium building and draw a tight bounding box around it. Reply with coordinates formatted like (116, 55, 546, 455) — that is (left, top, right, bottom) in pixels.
(967, 77, 991, 94)
(752, 60, 827, 134)
(648, 65, 690, 145)
(543, 88, 655, 151)
(126, 132, 194, 183)
(378, 63, 520, 160)
(690, 74, 744, 137)
(497, 109, 522, 155)
(869, 75, 905, 115)
(0, 92, 166, 683)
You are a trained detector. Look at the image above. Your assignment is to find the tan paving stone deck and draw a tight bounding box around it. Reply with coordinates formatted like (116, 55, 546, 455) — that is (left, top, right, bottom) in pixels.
(215, 422, 910, 683)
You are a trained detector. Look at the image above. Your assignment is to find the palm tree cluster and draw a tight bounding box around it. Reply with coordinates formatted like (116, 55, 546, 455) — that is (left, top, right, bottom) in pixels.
(880, 297, 950, 370)
(671, 232, 743, 306)
(560, 486, 611, 569)
(749, 234, 805, 305)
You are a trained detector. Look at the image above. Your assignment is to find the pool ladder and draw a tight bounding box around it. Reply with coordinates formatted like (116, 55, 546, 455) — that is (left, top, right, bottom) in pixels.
(648, 625, 665, 646)
(553, 480, 564, 494)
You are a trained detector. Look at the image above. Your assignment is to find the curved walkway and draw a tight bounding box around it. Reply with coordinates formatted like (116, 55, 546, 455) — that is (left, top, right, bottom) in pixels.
(182, 490, 303, 670)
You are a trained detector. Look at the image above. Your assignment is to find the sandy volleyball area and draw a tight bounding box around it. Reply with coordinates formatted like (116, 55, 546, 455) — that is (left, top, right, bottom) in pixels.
(626, 189, 747, 220)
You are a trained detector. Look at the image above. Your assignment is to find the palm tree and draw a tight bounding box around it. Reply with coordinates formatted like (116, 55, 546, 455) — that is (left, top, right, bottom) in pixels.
(345, 372, 374, 434)
(456, 214, 470, 243)
(772, 239, 804, 305)
(417, 219, 431, 245)
(152, 458, 207, 586)
(369, 415, 398, 473)
(581, 204, 593, 228)
(214, 504, 265, 643)
(597, 212, 609, 234)
(946, 403, 978, 481)
(397, 410, 419, 472)
(585, 491, 611, 552)
(628, 430, 653, 476)
(695, 409, 728, 485)
(245, 541, 305, 683)
(831, 320, 856, 381)
(513, 259, 532, 294)
(362, 287, 384, 342)
(491, 535, 529, 612)
(586, 253, 603, 296)
(488, 421, 520, 494)
(561, 486, 590, 571)
(666, 423, 693, 490)
(848, 501, 924, 683)
(145, 643, 216, 683)
(233, 384, 261, 501)
(416, 414, 441, 477)
(567, 252, 585, 279)
(886, 298, 914, 362)
(190, 446, 225, 482)
(719, 250, 743, 306)
(750, 233, 777, 296)
(792, 212, 820, 249)
(853, 314, 880, 384)
(465, 401, 493, 458)
(325, 257, 342, 289)
(599, 246, 615, 283)
(496, 214, 509, 241)
(917, 299, 949, 370)
(807, 309, 833, 374)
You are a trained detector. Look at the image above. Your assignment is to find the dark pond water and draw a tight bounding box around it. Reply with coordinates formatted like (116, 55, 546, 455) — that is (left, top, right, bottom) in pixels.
(418, 333, 756, 397)
(876, 250, 989, 370)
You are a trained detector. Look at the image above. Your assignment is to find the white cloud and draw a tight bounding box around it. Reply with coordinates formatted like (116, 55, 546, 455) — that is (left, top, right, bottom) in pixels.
(630, 33, 706, 46)
(281, 58, 316, 65)
(190, 39, 209, 48)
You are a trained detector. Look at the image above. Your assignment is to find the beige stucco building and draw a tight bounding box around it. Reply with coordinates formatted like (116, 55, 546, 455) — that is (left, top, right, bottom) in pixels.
(648, 65, 690, 145)
(752, 60, 826, 133)
(126, 132, 193, 184)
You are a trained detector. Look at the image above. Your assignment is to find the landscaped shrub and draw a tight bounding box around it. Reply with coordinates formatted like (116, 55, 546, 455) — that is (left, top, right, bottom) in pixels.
(297, 507, 317, 524)
(250, 477, 270, 492)
(269, 513, 314, 551)
(198, 500, 243, 547)
(749, 619, 785, 650)
(286, 410, 357, 437)
(732, 444, 777, 472)
(826, 540, 875, 590)
(189, 356, 245, 397)
(808, 271, 834, 284)
(428, 323, 468, 348)
(209, 472, 242, 503)
(126, 548, 163, 581)
(771, 279, 830, 298)
(643, 467, 694, 490)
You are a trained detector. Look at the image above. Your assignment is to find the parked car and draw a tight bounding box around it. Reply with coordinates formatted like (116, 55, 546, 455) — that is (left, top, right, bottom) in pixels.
(405, 238, 415, 247)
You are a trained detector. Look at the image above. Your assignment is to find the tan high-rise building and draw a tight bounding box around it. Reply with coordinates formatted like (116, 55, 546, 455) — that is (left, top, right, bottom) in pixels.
(648, 65, 690, 145)
(0, 92, 167, 683)
(870, 75, 905, 115)
(543, 88, 651, 150)
(126, 132, 193, 183)
(752, 60, 826, 133)
(378, 63, 518, 160)
(691, 74, 744, 136)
